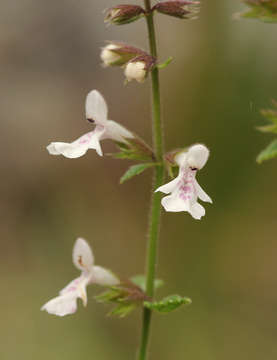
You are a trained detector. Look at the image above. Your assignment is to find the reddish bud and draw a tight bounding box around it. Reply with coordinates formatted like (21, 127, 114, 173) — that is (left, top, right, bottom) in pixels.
(153, 1, 200, 19)
(105, 5, 145, 25)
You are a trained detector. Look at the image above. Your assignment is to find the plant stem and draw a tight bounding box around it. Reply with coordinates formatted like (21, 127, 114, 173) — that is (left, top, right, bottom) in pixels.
(138, 2, 164, 359)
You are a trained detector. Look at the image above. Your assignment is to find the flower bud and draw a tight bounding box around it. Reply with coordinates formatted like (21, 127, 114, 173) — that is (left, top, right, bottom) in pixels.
(100, 42, 144, 67)
(124, 55, 156, 83)
(105, 5, 145, 25)
(153, 1, 200, 19)
(125, 61, 146, 83)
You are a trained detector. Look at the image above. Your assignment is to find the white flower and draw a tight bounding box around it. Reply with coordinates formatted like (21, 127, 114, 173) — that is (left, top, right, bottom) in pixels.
(47, 90, 134, 158)
(156, 144, 212, 220)
(100, 44, 121, 66)
(41, 238, 119, 317)
(124, 61, 146, 83)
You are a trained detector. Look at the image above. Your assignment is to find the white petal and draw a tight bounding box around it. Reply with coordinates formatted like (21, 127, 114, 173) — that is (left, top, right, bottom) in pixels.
(175, 152, 188, 167)
(73, 238, 94, 271)
(86, 90, 108, 125)
(124, 62, 146, 83)
(194, 180, 212, 203)
(47, 131, 94, 159)
(91, 265, 119, 286)
(88, 126, 106, 156)
(155, 177, 180, 194)
(60, 275, 90, 306)
(106, 120, 134, 143)
(46, 129, 106, 158)
(188, 202, 205, 220)
(41, 293, 78, 317)
(187, 144, 209, 170)
(161, 194, 189, 212)
(46, 141, 88, 158)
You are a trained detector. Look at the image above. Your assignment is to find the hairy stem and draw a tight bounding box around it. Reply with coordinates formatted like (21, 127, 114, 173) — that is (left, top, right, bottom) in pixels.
(137, 2, 164, 359)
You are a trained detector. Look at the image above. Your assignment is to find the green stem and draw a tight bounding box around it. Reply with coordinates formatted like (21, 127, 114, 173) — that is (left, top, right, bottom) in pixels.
(137, 2, 164, 360)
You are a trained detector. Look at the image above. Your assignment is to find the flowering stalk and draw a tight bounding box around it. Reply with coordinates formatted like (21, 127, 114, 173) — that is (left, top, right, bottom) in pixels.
(138, 1, 164, 359)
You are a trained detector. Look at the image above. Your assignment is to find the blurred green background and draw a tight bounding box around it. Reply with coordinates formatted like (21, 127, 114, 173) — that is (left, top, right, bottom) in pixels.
(1, 0, 277, 359)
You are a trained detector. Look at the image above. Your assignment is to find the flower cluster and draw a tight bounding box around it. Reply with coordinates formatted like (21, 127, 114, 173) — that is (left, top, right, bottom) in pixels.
(46, 91, 212, 218)
(43, 0, 211, 322)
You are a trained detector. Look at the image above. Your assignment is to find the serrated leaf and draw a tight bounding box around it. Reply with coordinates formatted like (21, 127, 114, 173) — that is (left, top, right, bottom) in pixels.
(131, 275, 164, 292)
(120, 163, 157, 184)
(257, 139, 277, 163)
(144, 294, 192, 313)
(108, 303, 137, 318)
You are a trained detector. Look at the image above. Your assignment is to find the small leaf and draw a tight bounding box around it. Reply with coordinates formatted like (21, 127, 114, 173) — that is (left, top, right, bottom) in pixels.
(131, 275, 164, 292)
(257, 139, 277, 163)
(95, 288, 122, 303)
(112, 138, 154, 162)
(257, 106, 277, 134)
(120, 163, 157, 184)
(257, 124, 277, 134)
(239, 0, 277, 23)
(157, 56, 173, 69)
(144, 294, 192, 313)
(108, 303, 137, 318)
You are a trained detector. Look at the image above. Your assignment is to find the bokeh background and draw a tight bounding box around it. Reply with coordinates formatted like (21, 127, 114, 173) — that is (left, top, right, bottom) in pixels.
(1, 0, 277, 359)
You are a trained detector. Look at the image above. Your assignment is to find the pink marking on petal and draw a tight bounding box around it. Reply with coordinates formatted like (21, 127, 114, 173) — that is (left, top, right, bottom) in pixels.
(67, 287, 77, 292)
(79, 133, 93, 145)
(179, 193, 187, 201)
(180, 185, 191, 193)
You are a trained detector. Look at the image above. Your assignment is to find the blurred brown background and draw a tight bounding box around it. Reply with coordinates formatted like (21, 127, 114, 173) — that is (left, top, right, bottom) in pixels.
(1, 0, 277, 359)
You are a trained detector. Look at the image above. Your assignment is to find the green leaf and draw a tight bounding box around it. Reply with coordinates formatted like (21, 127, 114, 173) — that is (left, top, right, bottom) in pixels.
(157, 56, 173, 69)
(257, 139, 277, 163)
(108, 303, 137, 318)
(131, 275, 164, 292)
(112, 138, 154, 162)
(257, 107, 277, 134)
(120, 163, 157, 184)
(240, 1, 277, 22)
(95, 288, 122, 303)
(144, 294, 192, 313)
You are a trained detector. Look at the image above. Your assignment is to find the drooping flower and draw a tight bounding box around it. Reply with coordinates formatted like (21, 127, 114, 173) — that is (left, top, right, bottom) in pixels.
(156, 144, 212, 219)
(100, 44, 123, 66)
(47, 90, 134, 158)
(41, 238, 119, 317)
(124, 55, 156, 83)
(100, 42, 144, 67)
